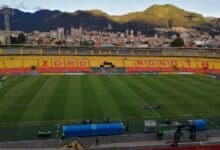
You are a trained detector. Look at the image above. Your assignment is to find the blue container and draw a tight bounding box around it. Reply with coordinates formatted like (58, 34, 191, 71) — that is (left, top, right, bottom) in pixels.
(188, 119, 207, 130)
(63, 122, 124, 138)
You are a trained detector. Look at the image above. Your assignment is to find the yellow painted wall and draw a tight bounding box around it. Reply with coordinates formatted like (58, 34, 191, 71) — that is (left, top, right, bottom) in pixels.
(0, 56, 220, 70)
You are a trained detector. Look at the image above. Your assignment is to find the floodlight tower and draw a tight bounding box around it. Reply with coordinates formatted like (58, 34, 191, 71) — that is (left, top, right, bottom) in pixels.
(0, 6, 14, 44)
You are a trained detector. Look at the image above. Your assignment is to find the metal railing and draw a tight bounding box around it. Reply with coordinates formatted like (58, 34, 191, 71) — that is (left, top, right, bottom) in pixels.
(0, 44, 220, 58)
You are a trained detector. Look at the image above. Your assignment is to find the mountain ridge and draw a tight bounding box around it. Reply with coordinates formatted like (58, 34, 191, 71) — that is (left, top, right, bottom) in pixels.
(0, 4, 219, 33)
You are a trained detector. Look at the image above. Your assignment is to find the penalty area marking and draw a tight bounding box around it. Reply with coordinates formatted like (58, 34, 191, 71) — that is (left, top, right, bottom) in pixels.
(0, 119, 81, 125)
(1, 80, 23, 97)
(118, 76, 161, 118)
(29, 78, 49, 106)
(135, 94, 161, 118)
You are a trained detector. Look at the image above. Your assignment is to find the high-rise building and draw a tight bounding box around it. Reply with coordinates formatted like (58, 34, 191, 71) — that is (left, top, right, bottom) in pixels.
(79, 27, 83, 36)
(108, 23, 112, 30)
(71, 27, 75, 37)
(50, 30, 57, 38)
(130, 30, 134, 36)
(125, 29, 129, 37)
(0, 6, 13, 44)
(57, 27, 65, 39)
(137, 31, 142, 37)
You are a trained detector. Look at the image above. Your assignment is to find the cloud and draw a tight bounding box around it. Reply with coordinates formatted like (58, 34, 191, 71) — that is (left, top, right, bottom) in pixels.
(16, 2, 29, 10)
(33, 6, 45, 11)
(14, 2, 44, 12)
(0, 4, 10, 8)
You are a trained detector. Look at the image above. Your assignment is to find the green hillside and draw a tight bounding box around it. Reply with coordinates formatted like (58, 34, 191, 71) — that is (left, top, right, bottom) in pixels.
(111, 4, 207, 28)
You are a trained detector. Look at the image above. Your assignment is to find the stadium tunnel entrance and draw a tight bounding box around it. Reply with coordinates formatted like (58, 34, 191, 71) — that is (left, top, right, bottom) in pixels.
(31, 65, 36, 71)
(91, 61, 125, 73)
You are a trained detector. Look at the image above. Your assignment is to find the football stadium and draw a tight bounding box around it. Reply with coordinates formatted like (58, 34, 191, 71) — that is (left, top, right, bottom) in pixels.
(1, 45, 220, 149)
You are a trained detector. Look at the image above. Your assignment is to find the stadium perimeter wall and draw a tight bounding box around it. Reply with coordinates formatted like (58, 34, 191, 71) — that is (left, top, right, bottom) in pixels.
(142, 145, 220, 150)
(0, 56, 220, 74)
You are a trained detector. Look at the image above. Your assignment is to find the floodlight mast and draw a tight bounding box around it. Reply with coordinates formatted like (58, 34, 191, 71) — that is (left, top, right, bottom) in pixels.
(0, 6, 14, 44)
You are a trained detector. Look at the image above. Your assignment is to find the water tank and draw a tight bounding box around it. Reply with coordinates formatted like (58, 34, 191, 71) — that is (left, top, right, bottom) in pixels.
(188, 119, 207, 130)
(63, 122, 124, 138)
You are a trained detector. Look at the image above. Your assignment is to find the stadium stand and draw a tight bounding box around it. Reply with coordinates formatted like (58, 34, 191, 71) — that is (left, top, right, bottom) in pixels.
(1, 56, 220, 74)
(0, 45, 220, 74)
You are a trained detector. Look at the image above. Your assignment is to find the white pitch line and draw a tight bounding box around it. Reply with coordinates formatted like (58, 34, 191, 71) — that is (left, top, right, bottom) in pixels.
(29, 78, 49, 106)
(2, 80, 22, 97)
(0, 119, 81, 125)
(0, 78, 24, 108)
(135, 94, 161, 118)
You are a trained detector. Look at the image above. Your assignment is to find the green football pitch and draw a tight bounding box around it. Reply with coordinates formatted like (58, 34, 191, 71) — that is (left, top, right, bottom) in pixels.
(0, 74, 220, 125)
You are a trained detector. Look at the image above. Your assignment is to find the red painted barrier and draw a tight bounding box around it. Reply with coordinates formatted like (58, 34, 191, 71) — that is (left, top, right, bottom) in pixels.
(0, 68, 31, 74)
(0, 67, 92, 74)
(142, 144, 220, 150)
(38, 67, 91, 73)
(125, 66, 219, 74)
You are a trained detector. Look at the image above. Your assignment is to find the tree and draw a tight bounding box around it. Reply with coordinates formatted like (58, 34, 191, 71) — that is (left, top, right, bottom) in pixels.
(10, 33, 26, 44)
(55, 40, 66, 45)
(10, 36, 18, 44)
(80, 40, 95, 46)
(170, 38, 184, 47)
(142, 41, 149, 44)
(17, 33, 26, 44)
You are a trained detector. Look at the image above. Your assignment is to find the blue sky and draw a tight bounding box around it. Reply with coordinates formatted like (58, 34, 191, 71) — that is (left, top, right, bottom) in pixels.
(0, 0, 219, 17)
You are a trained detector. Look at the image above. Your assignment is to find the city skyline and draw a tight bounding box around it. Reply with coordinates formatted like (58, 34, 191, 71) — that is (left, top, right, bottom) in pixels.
(0, 0, 220, 17)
